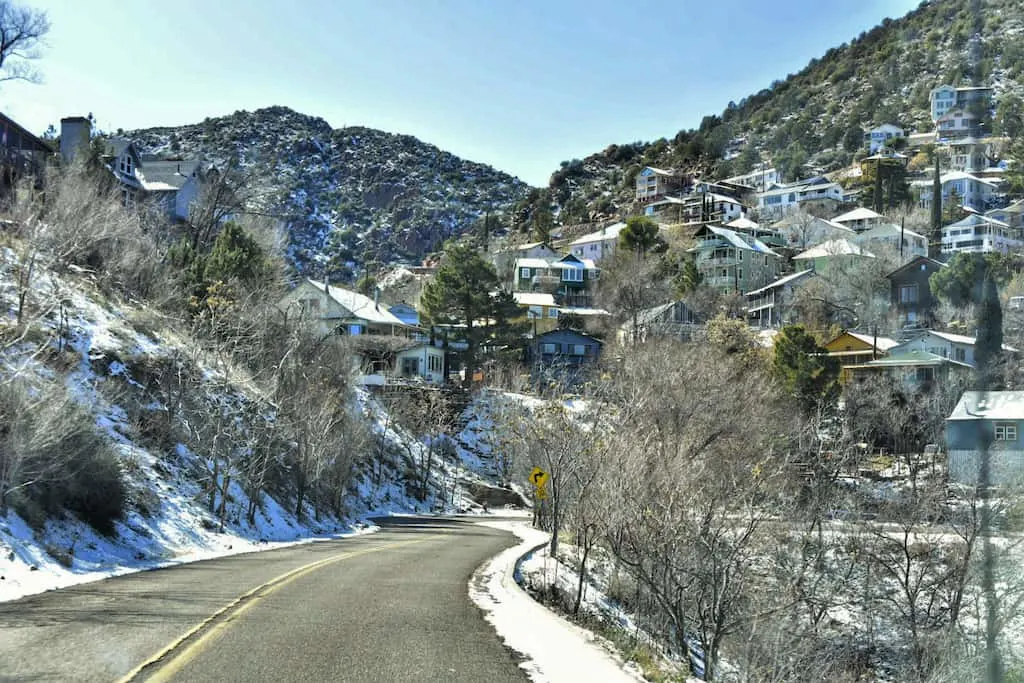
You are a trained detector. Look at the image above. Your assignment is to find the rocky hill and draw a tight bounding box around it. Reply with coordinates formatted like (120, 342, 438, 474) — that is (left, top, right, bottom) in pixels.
(544, 0, 1024, 217)
(127, 106, 531, 276)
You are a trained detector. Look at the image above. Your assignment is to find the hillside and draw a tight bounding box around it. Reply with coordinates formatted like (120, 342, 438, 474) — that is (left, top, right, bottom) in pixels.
(544, 0, 1024, 217)
(127, 106, 531, 275)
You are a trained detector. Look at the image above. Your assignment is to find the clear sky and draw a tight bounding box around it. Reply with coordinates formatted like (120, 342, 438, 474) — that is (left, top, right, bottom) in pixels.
(4, 0, 920, 186)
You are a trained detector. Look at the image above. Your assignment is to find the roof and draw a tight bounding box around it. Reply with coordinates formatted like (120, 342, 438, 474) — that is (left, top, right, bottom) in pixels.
(513, 292, 556, 307)
(948, 391, 1024, 421)
(886, 255, 946, 279)
(793, 238, 875, 260)
(703, 192, 744, 205)
(696, 225, 778, 256)
(138, 160, 201, 191)
(641, 166, 676, 176)
(515, 257, 553, 269)
(536, 328, 603, 343)
(943, 214, 1010, 230)
(758, 179, 841, 199)
(725, 217, 759, 230)
(570, 222, 626, 246)
(856, 222, 926, 241)
(557, 307, 610, 316)
(745, 269, 815, 297)
(832, 207, 883, 223)
(0, 112, 53, 154)
(860, 348, 971, 369)
(306, 280, 407, 326)
(908, 329, 1017, 353)
(846, 331, 900, 351)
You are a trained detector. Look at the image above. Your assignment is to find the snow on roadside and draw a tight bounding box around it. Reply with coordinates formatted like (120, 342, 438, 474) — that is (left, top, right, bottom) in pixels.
(469, 520, 646, 683)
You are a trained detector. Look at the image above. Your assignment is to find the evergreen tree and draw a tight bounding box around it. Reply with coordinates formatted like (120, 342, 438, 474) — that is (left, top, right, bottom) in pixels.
(618, 216, 666, 256)
(420, 242, 513, 385)
(975, 272, 1003, 385)
(929, 154, 943, 258)
(772, 325, 840, 415)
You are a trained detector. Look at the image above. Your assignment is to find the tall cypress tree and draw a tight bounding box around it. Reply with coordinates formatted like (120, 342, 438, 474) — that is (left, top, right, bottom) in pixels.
(975, 271, 1003, 385)
(929, 155, 943, 258)
(873, 162, 884, 213)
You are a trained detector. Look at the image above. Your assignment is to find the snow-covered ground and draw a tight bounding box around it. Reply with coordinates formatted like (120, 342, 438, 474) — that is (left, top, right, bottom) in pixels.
(470, 520, 649, 683)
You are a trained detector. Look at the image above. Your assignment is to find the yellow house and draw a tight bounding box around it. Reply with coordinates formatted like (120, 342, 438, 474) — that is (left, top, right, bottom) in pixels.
(513, 291, 560, 333)
(823, 330, 899, 383)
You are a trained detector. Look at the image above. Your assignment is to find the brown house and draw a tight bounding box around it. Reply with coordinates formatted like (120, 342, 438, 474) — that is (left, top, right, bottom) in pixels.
(886, 256, 947, 329)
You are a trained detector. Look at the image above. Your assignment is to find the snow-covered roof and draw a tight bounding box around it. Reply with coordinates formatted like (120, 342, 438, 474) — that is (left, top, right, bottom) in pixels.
(307, 280, 407, 326)
(856, 222, 926, 241)
(697, 225, 778, 256)
(846, 331, 900, 352)
(725, 217, 759, 230)
(943, 214, 1011, 230)
(643, 166, 675, 176)
(515, 257, 553, 269)
(513, 292, 556, 307)
(745, 269, 815, 297)
(948, 392, 1024, 421)
(832, 207, 883, 224)
(793, 238, 875, 260)
(913, 171, 999, 188)
(703, 192, 744, 205)
(862, 348, 971, 368)
(570, 222, 626, 246)
(910, 329, 1017, 353)
(758, 179, 841, 198)
(557, 307, 610, 316)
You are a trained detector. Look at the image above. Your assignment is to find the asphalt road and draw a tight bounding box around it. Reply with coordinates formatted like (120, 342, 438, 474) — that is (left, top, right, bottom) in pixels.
(0, 517, 530, 682)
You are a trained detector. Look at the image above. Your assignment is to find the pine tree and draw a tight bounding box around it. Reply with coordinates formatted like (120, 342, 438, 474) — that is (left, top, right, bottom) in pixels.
(618, 216, 666, 256)
(930, 155, 942, 258)
(772, 325, 840, 415)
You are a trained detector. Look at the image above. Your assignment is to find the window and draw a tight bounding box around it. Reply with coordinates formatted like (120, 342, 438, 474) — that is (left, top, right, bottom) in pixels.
(121, 188, 135, 208)
(541, 343, 557, 354)
(428, 354, 442, 372)
(520, 267, 530, 279)
(737, 268, 743, 281)
(571, 344, 587, 356)
(953, 347, 966, 362)
(401, 357, 420, 376)
(899, 284, 918, 304)
(547, 308, 558, 318)
(995, 423, 1018, 442)
(299, 298, 320, 316)
(764, 255, 769, 266)
(562, 267, 583, 282)
(914, 367, 935, 383)
(738, 251, 744, 261)
(119, 155, 133, 175)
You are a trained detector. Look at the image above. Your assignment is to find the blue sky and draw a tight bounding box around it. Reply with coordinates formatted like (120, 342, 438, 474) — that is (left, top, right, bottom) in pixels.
(5, 0, 919, 186)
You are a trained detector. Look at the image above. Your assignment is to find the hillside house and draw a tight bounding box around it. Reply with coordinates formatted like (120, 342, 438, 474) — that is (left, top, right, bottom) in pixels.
(895, 329, 1016, 368)
(387, 302, 420, 327)
(914, 171, 1000, 212)
(60, 117, 206, 221)
(568, 222, 625, 262)
(514, 254, 600, 308)
(619, 300, 700, 344)
(864, 124, 905, 153)
(886, 256, 946, 328)
(845, 348, 971, 390)
(930, 85, 993, 122)
(771, 214, 855, 251)
(792, 238, 875, 275)
(722, 167, 782, 192)
(824, 330, 900, 382)
(986, 200, 1024, 230)
(757, 178, 845, 219)
(853, 223, 927, 260)
(947, 391, 1024, 486)
(635, 167, 684, 202)
(936, 108, 981, 140)
(512, 292, 560, 332)
(746, 269, 815, 329)
(940, 214, 1022, 255)
(831, 206, 885, 233)
(279, 280, 413, 338)
(689, 224, 781, 294)
(949, 137, 993, 173)
(1, 112, 52, 190)
(528, 328, 602, 389)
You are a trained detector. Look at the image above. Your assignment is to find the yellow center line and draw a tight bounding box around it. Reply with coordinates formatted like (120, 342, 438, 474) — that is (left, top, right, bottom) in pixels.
(117, 534, 443, 683)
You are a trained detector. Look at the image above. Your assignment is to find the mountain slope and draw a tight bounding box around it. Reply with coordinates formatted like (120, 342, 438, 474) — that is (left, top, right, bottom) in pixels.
(128, 107, 531, 275)
(545, 0, 1024, 216)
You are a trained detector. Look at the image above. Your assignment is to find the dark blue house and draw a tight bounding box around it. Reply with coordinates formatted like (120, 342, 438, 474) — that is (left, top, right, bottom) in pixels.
(946, 391, 1024, 485)
(528, 328, 602, 390)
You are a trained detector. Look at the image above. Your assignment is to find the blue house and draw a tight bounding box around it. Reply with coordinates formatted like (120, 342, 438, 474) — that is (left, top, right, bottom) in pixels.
(946, 391, 1024, 485)
(528, 329, 602, 390)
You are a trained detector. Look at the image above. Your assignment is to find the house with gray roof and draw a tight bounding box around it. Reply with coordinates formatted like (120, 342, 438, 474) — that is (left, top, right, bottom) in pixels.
(947, 391, 1024, 485)
(689, 224, 782, 294)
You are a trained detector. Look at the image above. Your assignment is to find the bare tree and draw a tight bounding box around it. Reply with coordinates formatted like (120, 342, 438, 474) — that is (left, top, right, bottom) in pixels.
(0, 0, 49, 84)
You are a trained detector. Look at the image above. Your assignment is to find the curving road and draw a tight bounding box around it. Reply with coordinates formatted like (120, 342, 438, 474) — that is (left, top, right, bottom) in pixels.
(0, 517, 529, 682)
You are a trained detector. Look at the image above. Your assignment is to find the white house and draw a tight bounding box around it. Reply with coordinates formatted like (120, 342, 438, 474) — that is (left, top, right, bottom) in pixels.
(568, 222, 626, 262)
(770, 214, 855, 251)
(949, 137, 992, 173)
(635, 167, 683, 202)
(987, 200, 1024, 230)
(896, 329, 1015, 368)
(394, 344, 446, 385)
(757, 178, 845, 219)
(930, 84, 994, 122)
(831, 206, 885, 232)
(936, 109, 981, 140)
(864, 124, 905, 153)
(853, 223, 928, 260)
(914, 171, 1000, 212)
(941, 214, 1023, 255)
(279, 280, 411, 338)
(930, 85, 958, 121)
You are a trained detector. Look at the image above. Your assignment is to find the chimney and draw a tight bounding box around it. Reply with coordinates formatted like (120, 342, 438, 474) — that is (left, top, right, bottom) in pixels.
(374, 287, 380, 311)
(60, 116, 92, 163)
